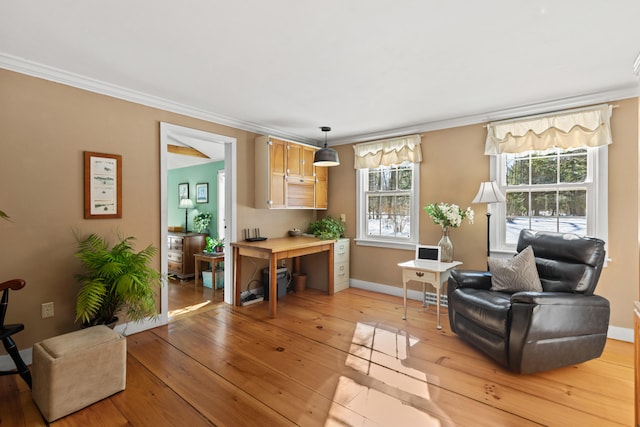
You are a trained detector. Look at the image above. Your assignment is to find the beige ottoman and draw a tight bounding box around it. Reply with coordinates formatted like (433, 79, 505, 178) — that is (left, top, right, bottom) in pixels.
(32, 325, 126, 422)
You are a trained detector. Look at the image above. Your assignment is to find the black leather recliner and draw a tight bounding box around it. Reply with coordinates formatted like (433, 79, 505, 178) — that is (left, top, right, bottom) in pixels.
(447, 229, 609, 374)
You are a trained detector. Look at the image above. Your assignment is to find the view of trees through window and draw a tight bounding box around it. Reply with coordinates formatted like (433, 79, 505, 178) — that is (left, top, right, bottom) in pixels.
(504, 149, 588, 244)
(366, 164, 413, 239)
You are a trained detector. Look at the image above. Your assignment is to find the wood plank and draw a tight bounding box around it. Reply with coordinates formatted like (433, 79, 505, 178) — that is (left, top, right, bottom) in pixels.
(167, 144, 208, 158)
(127, 329, 296, 426)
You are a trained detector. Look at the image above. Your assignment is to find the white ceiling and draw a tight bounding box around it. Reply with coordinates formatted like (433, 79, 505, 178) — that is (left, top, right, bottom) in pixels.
(1, 1, 640, 147)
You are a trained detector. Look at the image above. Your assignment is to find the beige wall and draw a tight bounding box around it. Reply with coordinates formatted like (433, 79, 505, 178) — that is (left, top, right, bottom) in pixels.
(0, 69, 315, 350)
(328, 98, 640, 330)
(1, 69, 637, 355)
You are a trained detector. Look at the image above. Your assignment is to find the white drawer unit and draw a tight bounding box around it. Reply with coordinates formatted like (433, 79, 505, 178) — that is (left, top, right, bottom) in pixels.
(301, 238, 350, 293)
(334, 238, 350, 292)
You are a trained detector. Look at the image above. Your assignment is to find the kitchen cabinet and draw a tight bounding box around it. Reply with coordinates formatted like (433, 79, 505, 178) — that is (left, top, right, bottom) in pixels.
(167, 232, 207, 279)
(255, 135, 328, 209)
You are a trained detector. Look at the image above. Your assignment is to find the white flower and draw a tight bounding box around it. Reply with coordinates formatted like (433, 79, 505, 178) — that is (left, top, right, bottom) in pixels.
(424, 202, 474, 229)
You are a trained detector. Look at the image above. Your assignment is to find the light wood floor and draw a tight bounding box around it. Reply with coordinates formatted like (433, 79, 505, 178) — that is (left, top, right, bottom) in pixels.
(1, 287, 634, 426)
(168, 277, 224, 320)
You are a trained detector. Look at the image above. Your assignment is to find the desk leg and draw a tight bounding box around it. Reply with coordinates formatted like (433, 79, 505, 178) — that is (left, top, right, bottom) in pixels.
(195, 260, 201, 287)
(402, 278, 408, 320)
(269, 255, 278, 318)
(234, 247, 242, 307)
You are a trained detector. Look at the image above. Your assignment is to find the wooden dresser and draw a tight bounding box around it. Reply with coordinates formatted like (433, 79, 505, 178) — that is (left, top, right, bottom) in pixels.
(168, 232, 207, 279)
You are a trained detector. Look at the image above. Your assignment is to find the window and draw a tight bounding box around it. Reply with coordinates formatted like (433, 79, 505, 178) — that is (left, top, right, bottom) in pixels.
(493, 146, 607, 251)
(356, 163, 419, 249)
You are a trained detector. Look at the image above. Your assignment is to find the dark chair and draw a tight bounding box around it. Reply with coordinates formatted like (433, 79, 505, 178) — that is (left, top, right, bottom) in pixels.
(1, 278, 32, 387)
(447, 229, 609, 374)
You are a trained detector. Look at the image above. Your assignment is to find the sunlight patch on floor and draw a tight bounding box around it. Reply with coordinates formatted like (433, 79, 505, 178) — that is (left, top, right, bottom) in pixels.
(327, 376, 441, 427)
(169, 300, 211, 318)
(326, 322, 445, 426)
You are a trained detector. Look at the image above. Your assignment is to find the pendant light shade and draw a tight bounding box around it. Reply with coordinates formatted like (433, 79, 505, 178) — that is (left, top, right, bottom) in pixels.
(313, 126, 340, 167)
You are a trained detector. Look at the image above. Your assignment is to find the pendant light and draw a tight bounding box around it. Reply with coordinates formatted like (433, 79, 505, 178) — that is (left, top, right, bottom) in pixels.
(313, 126, 340, 167)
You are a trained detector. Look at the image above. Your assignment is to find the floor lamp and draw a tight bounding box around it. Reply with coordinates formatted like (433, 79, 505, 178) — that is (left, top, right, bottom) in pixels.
(179, 198, 195, 232)
(471, 181, 506, 258)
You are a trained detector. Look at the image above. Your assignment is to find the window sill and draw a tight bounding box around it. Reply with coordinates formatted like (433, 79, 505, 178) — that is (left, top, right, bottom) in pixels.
(355, 238, 416, 251)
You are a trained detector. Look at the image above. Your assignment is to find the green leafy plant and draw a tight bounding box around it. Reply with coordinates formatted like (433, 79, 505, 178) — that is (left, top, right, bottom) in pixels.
(74, 233, 163, 327)
(204, 236, 215, 253)
(0, 210, 9, 221)
(193, 211, 212, 233)
(308, 217, 345, 240)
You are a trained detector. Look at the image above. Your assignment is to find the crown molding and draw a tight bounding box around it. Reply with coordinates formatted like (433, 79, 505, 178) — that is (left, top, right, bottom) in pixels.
(2, 52, 638, 147)
(331, 83, 640, 145)
(0, 53, 317, 145)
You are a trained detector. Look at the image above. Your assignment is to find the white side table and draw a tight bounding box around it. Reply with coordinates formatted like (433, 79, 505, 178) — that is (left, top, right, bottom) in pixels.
(398, 259, 463, 329)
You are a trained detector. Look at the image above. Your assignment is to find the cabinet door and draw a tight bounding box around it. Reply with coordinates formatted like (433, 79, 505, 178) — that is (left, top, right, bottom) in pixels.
(269, 138, 287, 208)
(286, 142, 302, 178)
(302, 146, 316, 179)
(287, 181, 315, 208)
(315, 165, 328, 209)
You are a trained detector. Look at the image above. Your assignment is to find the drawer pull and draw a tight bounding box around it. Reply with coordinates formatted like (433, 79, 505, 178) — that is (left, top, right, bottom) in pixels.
(415, 271, 424, 278)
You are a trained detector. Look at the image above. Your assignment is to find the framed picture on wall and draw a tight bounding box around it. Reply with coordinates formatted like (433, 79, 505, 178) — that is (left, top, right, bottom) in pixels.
(178, 183, 189, 201)
(196, 183, 208, 203)
(84, 151, 122, 219)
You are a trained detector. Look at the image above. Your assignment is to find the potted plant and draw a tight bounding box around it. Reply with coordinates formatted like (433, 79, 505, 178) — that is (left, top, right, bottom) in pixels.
(204, 236, 215, 253)
(308, 216, 345, 240)
(193, 211, 212, 233)
(213, 236, 225, 253)
(74, 232, 163, 327)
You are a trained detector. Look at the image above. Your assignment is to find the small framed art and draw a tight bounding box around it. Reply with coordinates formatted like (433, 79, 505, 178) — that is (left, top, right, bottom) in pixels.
(84, 151, 122, 219)
(196, 183, 209, 203)
(178, 183, 189, 201)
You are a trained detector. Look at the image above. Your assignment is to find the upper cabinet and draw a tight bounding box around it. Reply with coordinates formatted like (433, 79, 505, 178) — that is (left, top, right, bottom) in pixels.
(255, 135, 328, 210)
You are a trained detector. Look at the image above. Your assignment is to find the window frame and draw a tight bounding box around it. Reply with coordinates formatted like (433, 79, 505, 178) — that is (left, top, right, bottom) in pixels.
(355, 163, 420, 250)
(491, 146, 608, 254)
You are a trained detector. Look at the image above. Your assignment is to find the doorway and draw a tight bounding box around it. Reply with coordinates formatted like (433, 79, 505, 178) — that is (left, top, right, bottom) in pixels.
(160, 123, 237, 323)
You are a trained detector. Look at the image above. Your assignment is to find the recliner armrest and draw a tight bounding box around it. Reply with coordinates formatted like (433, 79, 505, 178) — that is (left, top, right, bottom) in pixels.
(449, 270, 492, 290)
(511, 292, 610, 308)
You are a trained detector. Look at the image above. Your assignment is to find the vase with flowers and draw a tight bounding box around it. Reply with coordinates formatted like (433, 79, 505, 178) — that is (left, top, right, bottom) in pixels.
(424, 202, 474, 262)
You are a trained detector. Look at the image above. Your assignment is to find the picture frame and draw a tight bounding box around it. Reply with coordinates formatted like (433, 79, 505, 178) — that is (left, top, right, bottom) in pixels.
(178, 183, 189, 201)
(195, 183, 209, 203)
(415, 244, 441, 262)
(84, 151, 122, 219)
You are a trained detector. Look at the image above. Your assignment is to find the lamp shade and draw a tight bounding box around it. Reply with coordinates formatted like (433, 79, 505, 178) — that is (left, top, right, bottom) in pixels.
(179, 198, 195, 209)
(472, 181, 506, 204)
(313, 147, 340, 166)
(313, 125, 340, 167)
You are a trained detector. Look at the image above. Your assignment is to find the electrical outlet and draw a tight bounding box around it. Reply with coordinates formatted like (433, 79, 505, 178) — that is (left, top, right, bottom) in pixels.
(340, 213, 346, 222)
(41, 302, 54, 318)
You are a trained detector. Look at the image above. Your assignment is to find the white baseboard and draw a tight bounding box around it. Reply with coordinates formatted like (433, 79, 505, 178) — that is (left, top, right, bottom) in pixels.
(607, 325, 633, 342)
(349, 278, 633, 343)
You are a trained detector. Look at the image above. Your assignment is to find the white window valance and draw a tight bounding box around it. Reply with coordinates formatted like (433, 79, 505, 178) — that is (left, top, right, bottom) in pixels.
(353, 134, 422, 169)
(484, 104, 613, 155)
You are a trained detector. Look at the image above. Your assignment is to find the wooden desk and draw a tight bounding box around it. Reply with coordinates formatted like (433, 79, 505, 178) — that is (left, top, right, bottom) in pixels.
(193, 252, 225, 287)
(398, 259, 462, 329)
(231, 237, 335, 318)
